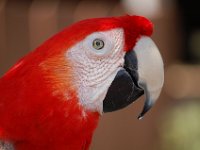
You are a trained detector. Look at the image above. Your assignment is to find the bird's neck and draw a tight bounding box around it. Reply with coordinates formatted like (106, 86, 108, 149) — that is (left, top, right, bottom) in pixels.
(0, 62, 100, 150)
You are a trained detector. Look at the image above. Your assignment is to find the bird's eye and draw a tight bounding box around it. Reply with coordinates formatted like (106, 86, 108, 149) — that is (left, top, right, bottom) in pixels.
(84, 32, 113, 57)
(92, 39, 104, 50)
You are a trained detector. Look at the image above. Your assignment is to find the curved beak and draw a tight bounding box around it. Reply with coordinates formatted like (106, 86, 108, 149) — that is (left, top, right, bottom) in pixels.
(134, 36, 164, 119)
(103, 36, 164, 119)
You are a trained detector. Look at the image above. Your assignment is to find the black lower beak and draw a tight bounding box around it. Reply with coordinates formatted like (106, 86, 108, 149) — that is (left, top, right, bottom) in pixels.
(103, 51, 144, 113)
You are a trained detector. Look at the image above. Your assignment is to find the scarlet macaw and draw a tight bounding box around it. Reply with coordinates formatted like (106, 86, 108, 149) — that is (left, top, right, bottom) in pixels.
(0, 15, 164, 150)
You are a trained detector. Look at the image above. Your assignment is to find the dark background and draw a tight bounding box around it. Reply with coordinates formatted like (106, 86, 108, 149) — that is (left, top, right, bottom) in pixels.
(0, 0, 200, 150)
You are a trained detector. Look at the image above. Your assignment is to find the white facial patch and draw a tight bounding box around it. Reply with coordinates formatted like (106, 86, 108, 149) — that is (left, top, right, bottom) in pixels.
(67, 28, 125, 113)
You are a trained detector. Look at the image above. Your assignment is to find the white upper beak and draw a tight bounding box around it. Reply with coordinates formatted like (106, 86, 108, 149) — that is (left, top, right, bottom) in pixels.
(134, 36, 164, 119)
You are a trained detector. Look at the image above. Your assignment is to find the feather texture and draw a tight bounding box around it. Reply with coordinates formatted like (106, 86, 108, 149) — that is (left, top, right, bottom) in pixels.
(0, 15, 153, 150)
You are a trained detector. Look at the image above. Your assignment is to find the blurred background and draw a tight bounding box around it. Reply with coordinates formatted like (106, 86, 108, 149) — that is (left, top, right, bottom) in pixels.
(0, 0, 200, 150)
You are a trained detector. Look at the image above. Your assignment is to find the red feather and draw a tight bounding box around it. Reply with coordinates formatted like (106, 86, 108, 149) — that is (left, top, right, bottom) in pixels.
(0, 15, 153, 150)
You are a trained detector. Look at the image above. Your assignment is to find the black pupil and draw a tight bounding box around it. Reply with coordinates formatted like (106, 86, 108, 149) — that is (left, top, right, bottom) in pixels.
(93, 39, 104, 50)
(96, 41, 101, 46)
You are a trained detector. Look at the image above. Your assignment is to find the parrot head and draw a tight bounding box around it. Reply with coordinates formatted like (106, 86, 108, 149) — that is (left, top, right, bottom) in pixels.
(0, 15, 164, 149)
(37, 15, 164, 119)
